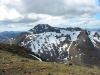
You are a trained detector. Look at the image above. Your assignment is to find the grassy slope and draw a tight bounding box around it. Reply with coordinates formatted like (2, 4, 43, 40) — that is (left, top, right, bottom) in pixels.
(0, 50, 100, 75)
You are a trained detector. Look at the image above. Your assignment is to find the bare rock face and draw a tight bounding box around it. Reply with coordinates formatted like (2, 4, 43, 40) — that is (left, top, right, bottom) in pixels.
(69, 30, 100, 65)
(16, 24, 100, 65)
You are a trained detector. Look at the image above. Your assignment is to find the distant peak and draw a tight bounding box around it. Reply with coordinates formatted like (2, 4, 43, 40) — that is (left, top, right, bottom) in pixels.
(34, 24, 52, 29)
(30, 24, 60, 34)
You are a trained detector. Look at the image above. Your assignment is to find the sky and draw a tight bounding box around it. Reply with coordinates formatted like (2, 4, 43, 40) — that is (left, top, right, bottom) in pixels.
(0, 0, 100, 31)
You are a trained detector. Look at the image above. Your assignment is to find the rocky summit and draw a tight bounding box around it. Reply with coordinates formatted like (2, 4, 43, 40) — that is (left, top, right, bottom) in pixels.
(16, 24, 100, 65)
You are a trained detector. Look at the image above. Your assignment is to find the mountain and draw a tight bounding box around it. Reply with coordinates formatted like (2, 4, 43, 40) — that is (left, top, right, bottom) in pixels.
(0, 31, 21, 44)
(16, 24, 100, 65)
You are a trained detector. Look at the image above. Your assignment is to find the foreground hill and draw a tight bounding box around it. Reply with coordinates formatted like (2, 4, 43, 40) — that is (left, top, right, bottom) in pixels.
(0, 49, 100, 75)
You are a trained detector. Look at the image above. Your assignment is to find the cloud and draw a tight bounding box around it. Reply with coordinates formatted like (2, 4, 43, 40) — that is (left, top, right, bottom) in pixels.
(0, 5, 22, 20)
(0, 0, 23, 20)
(22, 0, 100, 17)
(34, 17, 100, 28)
(0, 12, 64, 25)
(0, 18, 37, 25)
(0, 0, 100, 20)
(0, 0, 100, 31)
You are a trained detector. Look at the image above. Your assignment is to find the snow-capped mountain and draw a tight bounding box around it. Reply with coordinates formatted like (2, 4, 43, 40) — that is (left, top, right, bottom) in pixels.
(16, 24, 100, 65)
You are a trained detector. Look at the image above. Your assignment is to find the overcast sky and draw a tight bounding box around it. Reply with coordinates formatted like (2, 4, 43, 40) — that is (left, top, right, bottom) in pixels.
(0, 0, 100, 31)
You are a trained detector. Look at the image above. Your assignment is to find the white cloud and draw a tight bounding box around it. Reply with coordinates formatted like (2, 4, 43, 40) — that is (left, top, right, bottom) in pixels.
(0, 0, 100, 20)
(0, 17, 100, 32)
(0, 6, 23, 20)
(0, 0, 100, 31)
(27, 13, 64, 20)
(0, 0, 23, 20)
(64, 0, 97, 6)
(22, 0, 100, 17)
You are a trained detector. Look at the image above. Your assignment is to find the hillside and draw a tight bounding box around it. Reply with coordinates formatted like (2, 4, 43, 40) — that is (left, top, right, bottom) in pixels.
(0, 31, 21, 44)
(0, 48, 100, 75)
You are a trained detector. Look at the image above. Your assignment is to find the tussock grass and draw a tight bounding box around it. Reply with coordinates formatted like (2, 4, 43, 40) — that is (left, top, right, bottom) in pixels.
(0, 50, 100, 75)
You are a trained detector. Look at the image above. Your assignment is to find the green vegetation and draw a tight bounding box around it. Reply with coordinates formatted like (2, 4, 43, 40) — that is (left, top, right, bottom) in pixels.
(0, 48, 100, 75)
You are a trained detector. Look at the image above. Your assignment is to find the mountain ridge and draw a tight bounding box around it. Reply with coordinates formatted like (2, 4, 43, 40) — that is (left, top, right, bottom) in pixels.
(16, 24, 100, 65)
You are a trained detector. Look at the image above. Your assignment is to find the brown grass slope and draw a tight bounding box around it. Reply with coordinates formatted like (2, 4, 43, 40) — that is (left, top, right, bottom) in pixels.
(0, 49, 100, 75)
